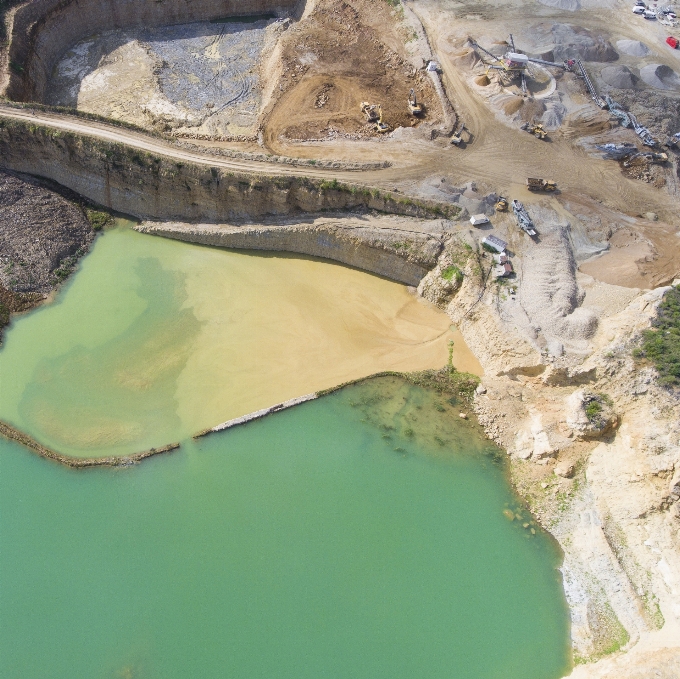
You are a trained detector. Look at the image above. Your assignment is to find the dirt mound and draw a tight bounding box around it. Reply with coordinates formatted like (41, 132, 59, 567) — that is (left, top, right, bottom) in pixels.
(519, 99, 547, 123)
(600, 65, 637, 90)
(0, 169, 97, 335)
(475, 74, 490, 86)
(550, 24, 618, 63)
(640, 63, 680, 91)
(615, 39, 650, 57)
(503, 98, 524, 115)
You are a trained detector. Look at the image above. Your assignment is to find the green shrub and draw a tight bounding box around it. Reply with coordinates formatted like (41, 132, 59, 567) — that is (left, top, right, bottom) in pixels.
(85, 208, 112, 231)
(638, 285, 680, 387)
(441, 265, 463, 284)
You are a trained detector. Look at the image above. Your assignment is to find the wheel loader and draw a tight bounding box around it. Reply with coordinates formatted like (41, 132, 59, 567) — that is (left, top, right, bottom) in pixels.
(521, 121, 547, 140)
(495, 197, 509, 211)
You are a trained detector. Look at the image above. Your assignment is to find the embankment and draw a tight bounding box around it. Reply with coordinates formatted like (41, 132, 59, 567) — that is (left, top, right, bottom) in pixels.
(0, 116, 459, 223)
(2, 0, 298, 102)
(136, 216, 449, 286)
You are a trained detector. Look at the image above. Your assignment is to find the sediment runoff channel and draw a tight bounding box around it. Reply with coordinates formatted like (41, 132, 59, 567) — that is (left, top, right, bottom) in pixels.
(0, 221, 571, 678)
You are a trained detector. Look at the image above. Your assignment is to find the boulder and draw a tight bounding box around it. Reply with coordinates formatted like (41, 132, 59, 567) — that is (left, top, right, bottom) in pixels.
(555, 460, 575, 478)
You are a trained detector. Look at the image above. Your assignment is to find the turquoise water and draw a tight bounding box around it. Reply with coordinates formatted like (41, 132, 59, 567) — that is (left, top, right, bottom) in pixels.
(0, 377, 571, 679)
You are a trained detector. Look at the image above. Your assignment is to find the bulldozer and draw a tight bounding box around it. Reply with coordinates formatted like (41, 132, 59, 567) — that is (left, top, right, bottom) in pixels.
(360, 102, 379, 123)
(522, 121, 547, 140)
(408, 89, 423, 116)
(495, 196, 509, 211)
(375, 105, 390, 133)
(526, 177, 556, 192)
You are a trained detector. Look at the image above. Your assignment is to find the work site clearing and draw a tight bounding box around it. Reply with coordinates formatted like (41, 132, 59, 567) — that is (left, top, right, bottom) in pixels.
(2, 0, 680, 676)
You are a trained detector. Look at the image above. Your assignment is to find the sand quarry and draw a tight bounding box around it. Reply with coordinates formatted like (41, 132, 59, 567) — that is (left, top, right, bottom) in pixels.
(20, 0, 680, 675)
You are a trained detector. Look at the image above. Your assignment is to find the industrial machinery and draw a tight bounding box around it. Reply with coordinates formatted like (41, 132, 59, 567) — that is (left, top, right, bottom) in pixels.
(360, 101, 379, 123)
(495, 196, 509, 211)
(522, 121, 548, 139)
(526, 177, 557, 192)
(408, 89, 423, 116)
(511, 200, 537, 236)
(375, 105, 390, 133)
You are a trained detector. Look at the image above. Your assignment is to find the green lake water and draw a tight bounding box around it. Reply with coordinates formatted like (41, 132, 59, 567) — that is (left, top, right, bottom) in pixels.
(0, 225, 571, 678)
(0, 377, 570, 679)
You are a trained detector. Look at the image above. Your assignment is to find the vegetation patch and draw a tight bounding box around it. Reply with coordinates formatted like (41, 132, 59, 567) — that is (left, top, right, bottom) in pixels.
(441, 265, 463, 284)
(85, 208, 113, 231)
(635, 285, 680, 387)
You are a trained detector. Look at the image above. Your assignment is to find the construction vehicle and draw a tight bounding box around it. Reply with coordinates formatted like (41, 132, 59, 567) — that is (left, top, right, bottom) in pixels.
(360, 102, 379, 123)
(450, 122, 468, 145)
(512, 200, 537, 236)
(521, 121, 548, 139)
(526, 177, 557, 192)
(408, 89, 423, 116)
(495, 196, 509, 211)
(375, 105, 390, 133)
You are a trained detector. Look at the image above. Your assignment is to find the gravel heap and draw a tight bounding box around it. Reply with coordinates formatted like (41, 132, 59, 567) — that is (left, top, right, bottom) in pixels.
(600, 65, 637, 89)
(640, 63, 680, 91)
(0, 170, 94, 296)
(615, 39, 650, 57)
(550, 24, 618, 62)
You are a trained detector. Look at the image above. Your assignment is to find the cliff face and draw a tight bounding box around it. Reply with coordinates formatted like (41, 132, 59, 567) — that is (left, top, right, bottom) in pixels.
(0, 118, 459, 223)
(4, 0, 299, 102)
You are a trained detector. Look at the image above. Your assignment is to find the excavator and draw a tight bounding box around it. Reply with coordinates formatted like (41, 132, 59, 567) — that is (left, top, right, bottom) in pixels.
(495, 196, 509, 212)
(408, 89, 423, 116)
(375, 105, 390, 133)
(360, 101, 379, 123)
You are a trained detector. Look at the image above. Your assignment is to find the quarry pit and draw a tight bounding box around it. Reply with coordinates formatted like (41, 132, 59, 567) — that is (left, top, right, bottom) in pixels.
(1, 1, 680, 678)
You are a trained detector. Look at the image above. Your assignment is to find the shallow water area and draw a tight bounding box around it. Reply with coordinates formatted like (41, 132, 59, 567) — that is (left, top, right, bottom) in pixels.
(0, 221, 476, 457)
(0, 377, 570, 679)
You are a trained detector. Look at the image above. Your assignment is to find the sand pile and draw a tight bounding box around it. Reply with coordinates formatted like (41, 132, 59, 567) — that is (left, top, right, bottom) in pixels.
(475, 74, 490, 86)
(539, 0, 580, 11)
(600, 65, 637, 89)
(640, 64, 680, 90)
(615, 39, 650, 57)
(518, 212, 598, 349)
(503, 98, 524, 115)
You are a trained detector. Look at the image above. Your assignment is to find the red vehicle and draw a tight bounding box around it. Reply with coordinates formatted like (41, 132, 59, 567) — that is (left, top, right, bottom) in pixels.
(667, 36, 679, 49)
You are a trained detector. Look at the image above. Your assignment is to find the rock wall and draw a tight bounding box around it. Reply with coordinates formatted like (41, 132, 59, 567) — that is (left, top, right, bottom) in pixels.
(5, 0, 299, 102)
(0, 117, 457, 228)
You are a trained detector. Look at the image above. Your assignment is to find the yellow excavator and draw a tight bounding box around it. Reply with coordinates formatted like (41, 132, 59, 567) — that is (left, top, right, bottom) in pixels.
(360, 101, 379, 123)
(495, 196, 509, 212)
(408, 88, 423, 116)
(375, 105, 390, 133)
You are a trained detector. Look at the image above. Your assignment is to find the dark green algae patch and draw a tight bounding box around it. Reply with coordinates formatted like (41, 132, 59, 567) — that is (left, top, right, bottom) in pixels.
(0, 373, 572, 679)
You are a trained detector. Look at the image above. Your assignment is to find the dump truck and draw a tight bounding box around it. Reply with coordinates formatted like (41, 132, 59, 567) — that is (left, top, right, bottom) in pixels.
(526, 177, 556, 192)
(408, 89, 423, 116)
